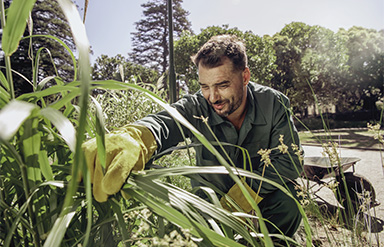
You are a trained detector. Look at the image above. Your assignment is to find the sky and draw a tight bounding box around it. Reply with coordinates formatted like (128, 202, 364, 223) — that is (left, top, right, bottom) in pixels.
(74, 0, 384, 63)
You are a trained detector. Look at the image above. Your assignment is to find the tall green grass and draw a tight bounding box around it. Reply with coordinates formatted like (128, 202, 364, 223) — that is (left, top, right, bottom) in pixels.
(1, 0, 379, 246)
(0, 1, 311, 246)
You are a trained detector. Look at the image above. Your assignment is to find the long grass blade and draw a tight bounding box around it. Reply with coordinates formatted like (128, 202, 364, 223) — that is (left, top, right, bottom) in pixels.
(42, 211, 77, 247)
(91, 96, 106, 172)
(40, 107, 76, 152)
(124, 183, 244, 247)
(44, 0, 91, 246)
(1, 0, 36, 56)
(0, 84, 11, 107)
(16, 84, 79, 101)
(25, 34, 78, 81)
(0, 70, 10, 91)
(21, 117, 42, 185)
(0, 100, 36, 141)
(38, 150, 53, 181)
(4, 180, 65, 247)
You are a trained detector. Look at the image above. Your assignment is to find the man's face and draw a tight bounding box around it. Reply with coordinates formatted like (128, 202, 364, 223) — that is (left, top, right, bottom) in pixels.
(198, 58, 249, 118)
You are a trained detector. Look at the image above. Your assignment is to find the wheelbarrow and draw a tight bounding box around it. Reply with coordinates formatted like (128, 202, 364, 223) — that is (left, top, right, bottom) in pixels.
(302, 157, 380, 213)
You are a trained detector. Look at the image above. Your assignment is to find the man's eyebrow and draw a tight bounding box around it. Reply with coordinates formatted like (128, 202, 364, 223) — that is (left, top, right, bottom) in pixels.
(199, 80, 230, 86)
(216, 80, 230, 86)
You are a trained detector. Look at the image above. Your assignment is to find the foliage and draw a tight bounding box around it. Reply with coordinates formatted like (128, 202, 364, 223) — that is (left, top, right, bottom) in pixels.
(271, 23, 349, 116)
(88, 82, 165, 129)
(339, 27, 384, 112)
(0, 0, 75, 97)
(130, 0, 192, 75)
(91, 54, 159, 83)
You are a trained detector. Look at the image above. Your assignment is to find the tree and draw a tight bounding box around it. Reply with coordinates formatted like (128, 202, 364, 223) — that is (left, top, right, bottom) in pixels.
(271, 22, 313, 97)
(339, 27, 384, 113)
(0, 0, 75, 97)
(130, 0, 192, 76)
(271, 23, 383, 117)
(92, 54, 159, 83)
(300, 26, 349, 113)
(270, 22, 345, 116)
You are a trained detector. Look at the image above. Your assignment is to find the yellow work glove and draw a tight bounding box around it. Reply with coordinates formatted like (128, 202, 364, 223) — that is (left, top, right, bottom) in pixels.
(220, 180, 263, 213)
(82, 124, 157, 202)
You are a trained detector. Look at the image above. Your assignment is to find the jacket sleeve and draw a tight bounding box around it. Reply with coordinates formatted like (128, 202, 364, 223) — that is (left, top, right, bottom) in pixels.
(133, 95, 204, 156)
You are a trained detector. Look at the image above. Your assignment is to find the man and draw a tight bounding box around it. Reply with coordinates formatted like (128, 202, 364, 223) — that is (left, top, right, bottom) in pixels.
(83, 34, 303, 238)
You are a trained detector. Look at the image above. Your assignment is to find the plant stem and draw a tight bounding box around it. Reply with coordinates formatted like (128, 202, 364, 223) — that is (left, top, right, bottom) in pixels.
(167, 0, 176, 103)
(3, 142, 41, 247)
(0, 0, 15, 99)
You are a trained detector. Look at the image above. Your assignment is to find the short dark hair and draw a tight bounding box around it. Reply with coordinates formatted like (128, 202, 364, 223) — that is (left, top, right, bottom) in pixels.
(191, 34, 248, 71)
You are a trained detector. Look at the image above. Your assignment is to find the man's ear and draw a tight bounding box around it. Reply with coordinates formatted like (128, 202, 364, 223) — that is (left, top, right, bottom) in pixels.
(243, 67, 251, 85)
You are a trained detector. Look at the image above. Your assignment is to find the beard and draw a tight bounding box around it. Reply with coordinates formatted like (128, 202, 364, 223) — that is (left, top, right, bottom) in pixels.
(211, 93, 244, 118)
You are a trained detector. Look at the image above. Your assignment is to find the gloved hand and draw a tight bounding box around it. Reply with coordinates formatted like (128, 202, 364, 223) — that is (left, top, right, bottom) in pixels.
(82, 124, 157, 202)
(220, 180, 263, 213)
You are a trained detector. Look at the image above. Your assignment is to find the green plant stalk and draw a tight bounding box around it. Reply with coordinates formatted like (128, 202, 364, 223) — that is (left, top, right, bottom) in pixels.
(0, 175, 15, 245)
(2, 141, 40, 247)
(111, 199, 130, 247)
(24, 34, 78, 82)
(83, 165, 92, 247)
(167, 0, 176, 103)
(197, 116, 309, 246)
(2, 57, 14, 99)
(42, 0, 91, 246)
(306, 81, 330, 134)
(54, 0, 89, 203)
(0, 0, 15, 99)
(305, 80, 362, 245)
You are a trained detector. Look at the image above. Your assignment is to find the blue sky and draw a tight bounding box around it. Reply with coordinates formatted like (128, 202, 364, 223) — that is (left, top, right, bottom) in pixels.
(74, 0, 384, 63)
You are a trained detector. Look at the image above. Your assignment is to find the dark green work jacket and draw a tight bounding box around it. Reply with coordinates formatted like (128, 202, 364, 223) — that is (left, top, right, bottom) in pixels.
(136, 82, 303, 197)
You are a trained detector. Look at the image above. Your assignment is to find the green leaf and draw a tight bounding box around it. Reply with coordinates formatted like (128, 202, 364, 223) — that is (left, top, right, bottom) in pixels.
(4, 180, 65, 247)
(17, 85, 79, 101)
(2, 0, 37, 56)
(111, 199, 130, 246)
(42, 210, 77, 247)
(0, 70, 10, 91)
(38, 150, 54, 181)
(0, 100, 36, 141)
(44, 1, 92, 247)
(22, 118, 42, 184)
(0, 85, 11, 107)
(40, 107, 76, 152)
(49, 89, 81, 111)
(91, 96, 106, 173)
(124, 183, 244, 247)
(36, 76, 56, 91)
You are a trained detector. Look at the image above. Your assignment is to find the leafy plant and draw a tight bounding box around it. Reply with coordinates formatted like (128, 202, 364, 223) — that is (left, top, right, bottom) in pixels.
(3, 0, 378, 247)
(0, 1, 313, 246)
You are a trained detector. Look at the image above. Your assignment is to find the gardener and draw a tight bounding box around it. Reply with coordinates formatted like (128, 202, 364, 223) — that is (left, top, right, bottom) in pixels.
(83, 34, 303, 238)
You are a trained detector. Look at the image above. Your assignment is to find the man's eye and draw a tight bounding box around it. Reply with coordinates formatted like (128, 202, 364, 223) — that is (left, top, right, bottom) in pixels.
(219, 84, 229, 89)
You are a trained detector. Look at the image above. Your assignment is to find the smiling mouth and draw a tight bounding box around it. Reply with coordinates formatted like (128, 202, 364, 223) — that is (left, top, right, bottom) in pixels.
(212, 101, 226, 111)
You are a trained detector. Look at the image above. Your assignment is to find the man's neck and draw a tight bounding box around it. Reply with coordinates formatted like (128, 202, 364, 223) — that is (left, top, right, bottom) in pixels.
(227, 100, 248, 131)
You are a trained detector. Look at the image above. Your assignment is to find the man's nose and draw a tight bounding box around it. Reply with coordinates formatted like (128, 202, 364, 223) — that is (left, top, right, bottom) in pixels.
(209, 88, 220, 103)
